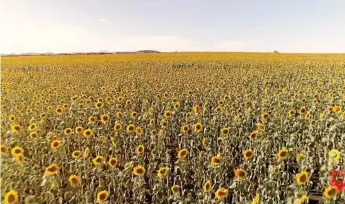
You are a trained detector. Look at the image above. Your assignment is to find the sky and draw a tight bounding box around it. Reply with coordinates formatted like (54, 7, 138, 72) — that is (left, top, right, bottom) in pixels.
(1, 0, 345, 53)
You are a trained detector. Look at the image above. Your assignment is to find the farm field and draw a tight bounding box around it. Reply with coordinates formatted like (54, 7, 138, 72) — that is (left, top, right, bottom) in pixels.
(1, 53, 345, 204)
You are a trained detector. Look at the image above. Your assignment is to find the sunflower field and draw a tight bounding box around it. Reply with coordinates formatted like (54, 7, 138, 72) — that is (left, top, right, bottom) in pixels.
(1, 53, 345, 204)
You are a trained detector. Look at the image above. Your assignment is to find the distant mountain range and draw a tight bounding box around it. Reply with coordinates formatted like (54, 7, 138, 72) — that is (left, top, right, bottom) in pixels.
(1, 50, 161, 56)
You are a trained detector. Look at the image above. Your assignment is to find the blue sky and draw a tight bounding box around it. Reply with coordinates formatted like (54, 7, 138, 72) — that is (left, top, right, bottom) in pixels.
(1, 0, 345, 53)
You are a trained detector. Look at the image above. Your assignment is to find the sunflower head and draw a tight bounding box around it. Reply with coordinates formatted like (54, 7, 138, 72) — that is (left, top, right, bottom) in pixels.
(92, 156, 105, 166)
(64, 128, 72, 136)
(262, 112, 270, 121)
(72, 150, 82, 159)
(296, 171, 309, 185)
(136, 144, 145, 155)
(1, 144, 9, 155)
(108, 157, 118, 168)
(133, 166, 145, 176)
(83, 129, 94, 138)
(68, 175, 81, 187)
(126, 124, 136, 133)
(332, 106, 342, 113)
(113, 123, 122, 131)
(323, 186, 339, 200)
(100, 114, 109, 124)
(177, 148, 188, 159)
(221, 127, 229, 135)
(28, 123, 37, 131)
(157, 167, 169, 179)
(288, 109, 296, 117)
(211, 156, 223, 167)
(45, 163, 59, 175)
(50, 140, 61, 150)
(96, 190, 109, 203)
(203, 180, 212, 193)
(170, 185, 181, 195)
(215, 188, 229, 200)
(29, 132, 38, 140)
(277, 149, 289, 161)
(234, 168, 247, 181)
(194, 122, 203, 133)
(249, 131, 259, 140)
(256, 123, 265, 132)
(181, 124, 190, 134)
(243, 149, 254, 160)
(328, 149, 341, 163)
(75, 126, 83, 134)
(11, 146, 24, 157)
(4, 190, 19, 204)
(164, 110, 172, 118)
(135, 126, 143, 136)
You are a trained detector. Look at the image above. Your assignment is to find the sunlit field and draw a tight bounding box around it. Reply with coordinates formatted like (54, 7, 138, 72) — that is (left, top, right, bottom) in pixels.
(1, 53, 345, 203)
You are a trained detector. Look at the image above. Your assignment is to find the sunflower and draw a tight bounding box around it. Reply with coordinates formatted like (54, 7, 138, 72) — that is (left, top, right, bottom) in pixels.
(202, 137, 208, 146)
(45, 163, 59, 175)
(135, 126, 143, 136)
(72, 150, 82, 159)
(64, 128, 72, 136)
(95, 102, 104, 109)
(164, 110, 172, 118)
(83, 129, 94, 138)
(28, 123, 37, 131)
(211, 156, 223, 167)
(181, 124, 189, 134)
(14, 154, 24, 163)
(194, 122, 203, 133)
(243, 149, 254, 160)
(96, 190, 109, 203)
(126, 124, 136, 133)
(88, 116, 96, 123)
(100, 114, 109, 124)
(130, 111, 138, 119)
(136, 144, 145, 155)
(234, 168, 247, 180)
(332, 105, 342, 113)
(177, 148, 188, 159)
(193, 104, 200, 116)
(11, 124, 22, 133)
(295, 195, 308, 204)
(92, 156, 105, 166)
(323, 186, 339, 200)
(9, 115, 16, 122)
(75, 126, 83, 134)
(4, 190, 19, 204)
(1, 144, 9, 155)
(174, 102, 180, 110)
(83, 147, 90, 158)
(29, 132, 38, 140)
(249, 131, 258, 140)
(171, 185, 180, 195)
(299, 106, 307, 115)
(215, 106, 222, 112)
(116, 112, 123, 119)
(133, 166, 145, 176)
(215, 188, 229, 200)
(288, 109, 296, 117)
(50, 140, 61, 150)
(11, 146, 24, 157)
(203, 180, 212, 193)
(296, 171, 309, 185)
(108, 157, 118, 168)
(221, 127, 230, 135)
(328, 149, 341, 162)
(256, 123, 265, 132)
(277, 149, 288, 161)
(161, 119, 168, 129)
(55, 107, 63, 115)
(261, 112, 270, 121)
(68, 175, 81, 187)
(251, 193, 260, 204)
(157, 167, 169, 179)
(113, 123, 122, 131)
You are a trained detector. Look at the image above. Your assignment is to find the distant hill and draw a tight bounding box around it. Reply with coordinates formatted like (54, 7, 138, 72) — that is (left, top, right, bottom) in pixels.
(136, 50, 160, 53)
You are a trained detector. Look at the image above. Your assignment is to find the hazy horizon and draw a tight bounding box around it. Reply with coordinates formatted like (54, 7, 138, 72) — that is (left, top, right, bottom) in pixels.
(1, 0, 345, 54)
